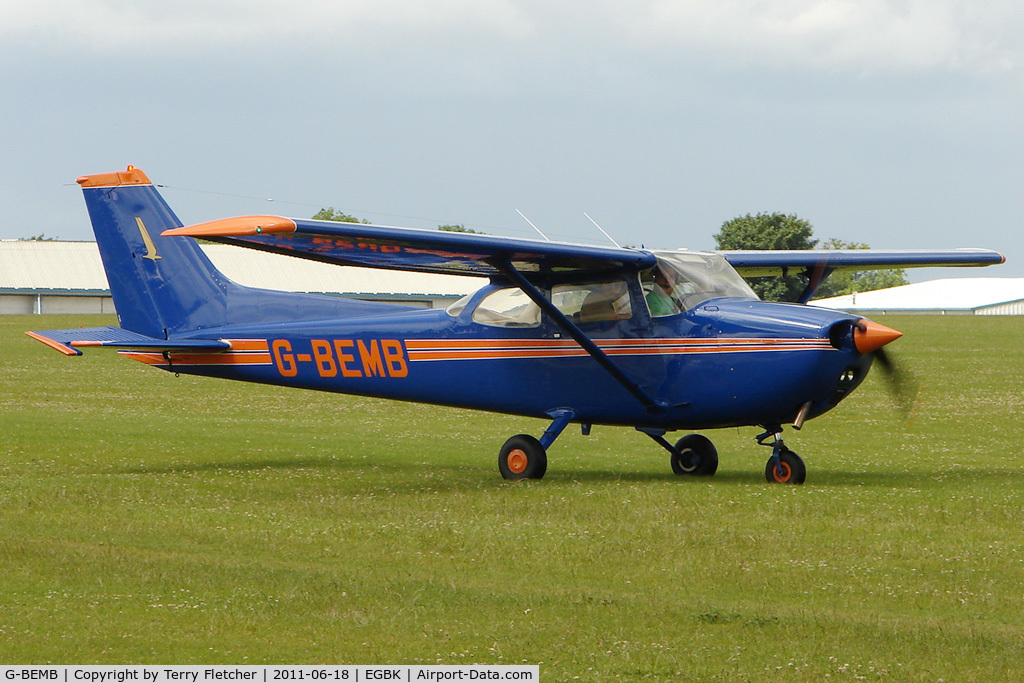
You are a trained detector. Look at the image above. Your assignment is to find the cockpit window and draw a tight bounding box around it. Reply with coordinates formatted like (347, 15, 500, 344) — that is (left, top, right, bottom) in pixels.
(471, 288, 542, 328)
(644, 252, 757, 316)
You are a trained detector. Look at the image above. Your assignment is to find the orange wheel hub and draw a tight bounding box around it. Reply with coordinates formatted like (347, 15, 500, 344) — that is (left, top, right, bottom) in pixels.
(507, 449, 528, 474)
(772, 462, 792, 482)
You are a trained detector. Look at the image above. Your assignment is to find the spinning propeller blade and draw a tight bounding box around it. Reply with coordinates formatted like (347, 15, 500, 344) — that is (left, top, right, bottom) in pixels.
(872, 345, 922, 423)
(853, 320, 919, 421)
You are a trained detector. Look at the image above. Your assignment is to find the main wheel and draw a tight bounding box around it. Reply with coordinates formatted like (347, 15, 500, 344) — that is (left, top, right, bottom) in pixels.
(765, 448, 806, 484)
(670, 434, 719, 476)
(498, 434, 548, 480)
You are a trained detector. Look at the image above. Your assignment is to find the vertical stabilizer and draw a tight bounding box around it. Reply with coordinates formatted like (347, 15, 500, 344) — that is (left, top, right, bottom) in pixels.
(78, 167, 232, 337)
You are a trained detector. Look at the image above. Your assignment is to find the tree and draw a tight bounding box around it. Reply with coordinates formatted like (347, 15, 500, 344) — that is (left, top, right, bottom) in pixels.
(813, 238, 908, 299)
(714, 213, 910, 302)
(714, 212, 816, 301)
(313, 207, 369, 224)
(438, 224, 482, 234)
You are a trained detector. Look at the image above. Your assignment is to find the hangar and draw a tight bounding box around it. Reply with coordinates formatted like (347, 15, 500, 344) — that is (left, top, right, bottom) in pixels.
(0, 240, 482, 314)
(6, 240, 1019, 317)
(812, 278, 1024, 316)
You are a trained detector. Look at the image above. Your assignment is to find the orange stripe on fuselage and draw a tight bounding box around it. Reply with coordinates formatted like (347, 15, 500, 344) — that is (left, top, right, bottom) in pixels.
(405, 337, 832, 361)
(120, 336, 832, 367)
(120, 351, 273, 366)
(226, 339, 270, 352)
(120, 340, 272, 367)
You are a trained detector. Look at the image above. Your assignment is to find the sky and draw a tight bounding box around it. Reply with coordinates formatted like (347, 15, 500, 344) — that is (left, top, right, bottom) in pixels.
(2, 0, 1022, 280)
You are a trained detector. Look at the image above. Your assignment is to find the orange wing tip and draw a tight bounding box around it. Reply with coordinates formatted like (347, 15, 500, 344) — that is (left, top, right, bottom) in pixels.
(854, 320, 903, 354)
(77, 165, 152, 188)
(162, 215, 297, 237)
(25, 331, 81, 356)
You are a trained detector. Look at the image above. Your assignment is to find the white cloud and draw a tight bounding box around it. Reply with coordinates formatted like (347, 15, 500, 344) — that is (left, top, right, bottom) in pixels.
(608, 0, 1020, 75)
(0, 0, 533, 51)
(2, 0, 1020, 80)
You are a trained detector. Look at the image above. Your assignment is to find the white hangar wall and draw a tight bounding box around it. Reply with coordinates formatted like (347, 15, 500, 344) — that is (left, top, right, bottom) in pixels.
(0, 241, 482, 314)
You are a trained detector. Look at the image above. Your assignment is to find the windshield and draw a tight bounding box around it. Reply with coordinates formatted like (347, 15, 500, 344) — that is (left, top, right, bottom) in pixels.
(644, 251, 757, 315)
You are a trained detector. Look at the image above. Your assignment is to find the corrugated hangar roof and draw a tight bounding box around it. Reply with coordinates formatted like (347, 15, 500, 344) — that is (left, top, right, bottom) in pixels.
(0, 240, 483, 297)
(813, 278, 1024, 314)
(0, 241, 109, 291)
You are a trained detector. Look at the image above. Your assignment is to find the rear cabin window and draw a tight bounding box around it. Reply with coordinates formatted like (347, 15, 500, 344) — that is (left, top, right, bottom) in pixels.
(468, 279, 634, 328)
(552, 280, 632, 323)
(471, 288, 542, 328)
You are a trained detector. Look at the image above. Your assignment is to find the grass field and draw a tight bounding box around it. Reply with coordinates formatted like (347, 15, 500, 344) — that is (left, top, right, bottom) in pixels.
(2, 314, 1024, 679)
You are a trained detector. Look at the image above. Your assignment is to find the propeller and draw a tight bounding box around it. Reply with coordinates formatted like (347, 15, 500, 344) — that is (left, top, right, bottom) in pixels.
(872, 346, 922, 423)
(853, 320, 922, 425)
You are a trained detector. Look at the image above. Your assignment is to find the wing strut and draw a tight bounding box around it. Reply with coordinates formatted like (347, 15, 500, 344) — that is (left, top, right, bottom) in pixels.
(796, 264, 835, 304)
(493, 257, 667, 414)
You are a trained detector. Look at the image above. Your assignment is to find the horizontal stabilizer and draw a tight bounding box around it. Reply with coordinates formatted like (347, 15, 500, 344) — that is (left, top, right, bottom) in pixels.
(27, 327, 230, 357)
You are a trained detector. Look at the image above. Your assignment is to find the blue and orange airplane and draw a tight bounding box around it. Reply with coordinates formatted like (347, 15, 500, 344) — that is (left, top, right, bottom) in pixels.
(28, 167, 1004, 483)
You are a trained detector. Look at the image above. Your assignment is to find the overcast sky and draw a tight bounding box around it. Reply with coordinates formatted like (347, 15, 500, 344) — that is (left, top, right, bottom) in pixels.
(2, 0, 1021, 279)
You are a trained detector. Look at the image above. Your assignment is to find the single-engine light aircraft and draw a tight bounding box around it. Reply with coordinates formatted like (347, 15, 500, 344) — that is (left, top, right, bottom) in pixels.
(29, 167, 1005, 483)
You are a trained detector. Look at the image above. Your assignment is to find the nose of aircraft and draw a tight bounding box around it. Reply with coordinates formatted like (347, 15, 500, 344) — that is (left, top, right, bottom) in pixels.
(853, 319, 902, 354)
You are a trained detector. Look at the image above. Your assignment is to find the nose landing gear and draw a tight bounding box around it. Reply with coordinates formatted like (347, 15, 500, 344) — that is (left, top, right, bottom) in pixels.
(757, 426, 806, 484)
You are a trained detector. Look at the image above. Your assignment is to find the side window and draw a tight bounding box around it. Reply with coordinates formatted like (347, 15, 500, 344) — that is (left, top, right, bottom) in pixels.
(642, 266, 687, 316)
(552, 280, 632, 323)
(472, 288, 542, 328)
(445, 292, 474, 318)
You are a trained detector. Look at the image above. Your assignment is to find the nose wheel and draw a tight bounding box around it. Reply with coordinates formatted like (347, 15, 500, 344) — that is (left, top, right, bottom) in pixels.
(765, 447, 805, 484)
(758, 427, 806, 484)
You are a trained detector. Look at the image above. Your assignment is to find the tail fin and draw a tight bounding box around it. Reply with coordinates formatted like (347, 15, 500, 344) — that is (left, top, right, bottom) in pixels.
(77, 167, 397, 338)
(78, 167, 234, 337)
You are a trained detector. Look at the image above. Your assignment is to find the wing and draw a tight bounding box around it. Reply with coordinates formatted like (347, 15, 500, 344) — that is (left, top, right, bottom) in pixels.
(721, 248, 1005, 278)
(162, 215, 657, 279)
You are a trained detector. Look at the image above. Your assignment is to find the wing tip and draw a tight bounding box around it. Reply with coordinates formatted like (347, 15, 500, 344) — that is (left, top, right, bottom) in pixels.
(162, 215, 296, 237)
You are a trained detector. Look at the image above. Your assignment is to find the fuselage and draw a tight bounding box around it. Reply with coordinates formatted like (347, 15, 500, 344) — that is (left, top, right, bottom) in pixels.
(124, 254, 875, 431)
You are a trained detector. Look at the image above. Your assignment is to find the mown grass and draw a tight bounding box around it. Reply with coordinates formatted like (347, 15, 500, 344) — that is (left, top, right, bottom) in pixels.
(2, 314, 1023, 679)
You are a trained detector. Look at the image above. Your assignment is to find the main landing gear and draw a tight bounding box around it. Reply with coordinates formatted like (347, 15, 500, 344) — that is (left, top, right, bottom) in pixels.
(498, 434, 548, 480)
(498, 413, 805, 484)
(498, 409, 574, 481)
(641, 429, 719, 477)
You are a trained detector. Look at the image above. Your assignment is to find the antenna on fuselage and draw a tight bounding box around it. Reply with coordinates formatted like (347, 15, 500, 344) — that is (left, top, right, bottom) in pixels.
(583, 212, 622, 248)
(515, 209, 551, 241)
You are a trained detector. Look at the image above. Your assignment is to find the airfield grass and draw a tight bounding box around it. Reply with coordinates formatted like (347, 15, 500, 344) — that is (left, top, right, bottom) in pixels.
(2, 314, 1024, 679)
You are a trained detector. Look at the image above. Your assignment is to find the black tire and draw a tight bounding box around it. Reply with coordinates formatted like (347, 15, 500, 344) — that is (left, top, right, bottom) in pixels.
(670, 434, 719, 476)
(765, 448, 806, 484)
(498, 434, 548, 480)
